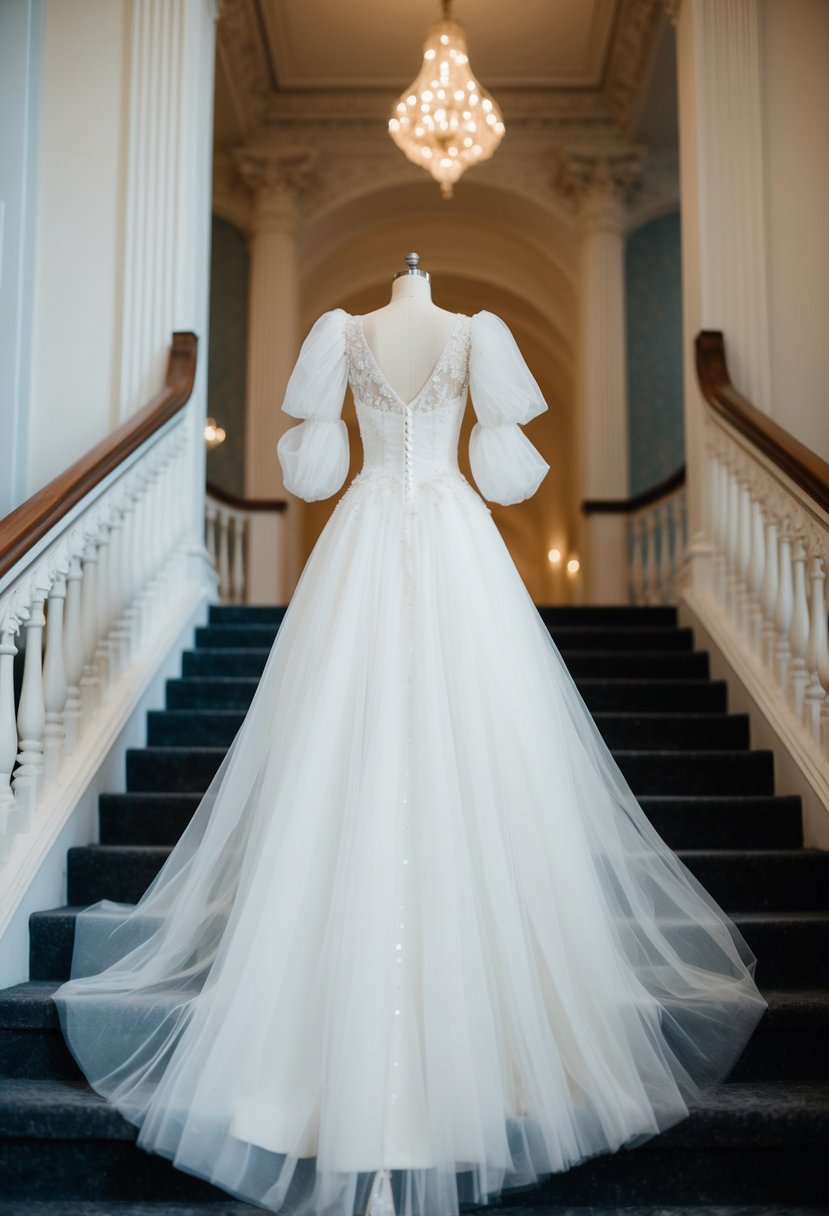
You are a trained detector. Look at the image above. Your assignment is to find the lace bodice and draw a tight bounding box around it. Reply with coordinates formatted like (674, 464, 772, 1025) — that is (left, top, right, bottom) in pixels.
(347, 314, 471, 415)
(343, 314, 472, 498)
(276, 307, 551, 507)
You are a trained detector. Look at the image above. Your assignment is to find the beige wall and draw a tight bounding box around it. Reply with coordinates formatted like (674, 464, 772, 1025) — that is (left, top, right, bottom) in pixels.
(761, 0, 829, 459)
(27, 0, 130, 495)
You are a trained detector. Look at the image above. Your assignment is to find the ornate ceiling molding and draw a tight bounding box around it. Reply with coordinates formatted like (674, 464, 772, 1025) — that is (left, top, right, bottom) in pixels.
(215, 0, 272, 137)
(214, 0, 670, 232)
(553, 146, 644, 232)
(216, 0, 666, 142)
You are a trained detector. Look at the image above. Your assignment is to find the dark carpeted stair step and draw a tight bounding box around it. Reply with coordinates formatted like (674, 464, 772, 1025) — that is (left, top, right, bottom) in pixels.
(29, 906, 829, 987)
(98, 791, 803, 852)
(675, 849, 829, 912)
(147, 710, 247, 747)
(614, 749, 774, 796)
(147, 708, 750, 752)
(125, 747, 226, 793)
(0, 1203, 263, 1214)
(577, 680, 728, 713)
(195, 623, 697, 654)
(64, 842, 828, 911)
(165, 675, 730, 715)
(124, 745, 772, 797)
(165, 676, 258, 710)
(205, 604, 680, 628)
(1, 1078, 827, 1204)
(4, 982, 827, 1085)
(1, 1207, 826, 1216)
(99, 793, 203, 845)
(535, 605, 679, 627)
(180, 648, 711, 681)
(0, 1208, 824, 1216)
(593, 713, 749, 750)
(640, 796, 803, 850)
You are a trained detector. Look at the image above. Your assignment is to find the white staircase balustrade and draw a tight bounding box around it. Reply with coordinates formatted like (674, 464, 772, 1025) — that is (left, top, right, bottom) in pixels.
(704, 419, 829, 762)
(0, 422, 193, 865)
(627, 484, 688, 606)
(204, 485, 287, 604)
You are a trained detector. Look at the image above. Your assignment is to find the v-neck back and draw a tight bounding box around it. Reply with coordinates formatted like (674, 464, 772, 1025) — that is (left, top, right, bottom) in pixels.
(355, 313, 464, 410)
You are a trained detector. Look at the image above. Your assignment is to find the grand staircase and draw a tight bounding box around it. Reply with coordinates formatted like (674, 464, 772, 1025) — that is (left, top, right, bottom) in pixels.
(1, 603, 827, 1214)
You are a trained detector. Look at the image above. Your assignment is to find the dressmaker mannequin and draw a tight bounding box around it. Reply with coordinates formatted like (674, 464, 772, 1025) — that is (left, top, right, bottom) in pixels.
(360, 253, 456, 406)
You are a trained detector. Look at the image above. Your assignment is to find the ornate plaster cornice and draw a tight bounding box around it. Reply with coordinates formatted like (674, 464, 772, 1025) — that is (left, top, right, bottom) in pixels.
(604, 0, 667, 132)
(215, 0, 272, 136)
(216, 0, 666, 146)
(553, 146, 644, 232)
(233, 147, 319, 235)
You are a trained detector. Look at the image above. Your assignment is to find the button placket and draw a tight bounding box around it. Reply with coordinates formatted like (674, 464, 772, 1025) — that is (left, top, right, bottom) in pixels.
(386, 402, 416, 1149)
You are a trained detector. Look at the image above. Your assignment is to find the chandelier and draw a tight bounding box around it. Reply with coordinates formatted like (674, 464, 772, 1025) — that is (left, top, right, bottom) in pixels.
(389, 0, 505, 199)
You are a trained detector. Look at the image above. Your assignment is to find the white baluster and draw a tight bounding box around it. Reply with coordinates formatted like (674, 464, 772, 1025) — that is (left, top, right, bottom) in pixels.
(748, 489, 765, 656)
(658, 501, 673, 604)
(231, 515, 246, 603)
(105, 502, 126, 684)
(788, 529, 810, 716)
(205, 503, 218, 572)
(627, 516, 640, 605)
(724, 460, 740, 623)
(760, 504, 779, 672)
(92, 518, 112, 695)
(218, 510, 231, 601)
(803, 540, 829, 750)
(62, 554, 84, 757)
(736, 470, 752, 637)
(42, 574, 68, 783)
(774, 519, 794, 692)
(116, 480, 138, 666)
(78, 532, 100, 722)
(13, 591, 47, 832)
(0, 622, 19, 858)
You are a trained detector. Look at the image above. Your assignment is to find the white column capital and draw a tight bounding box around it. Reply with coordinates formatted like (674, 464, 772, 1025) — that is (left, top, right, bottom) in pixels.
(555, 147, 643, 234)
(233, 149, 316, 236)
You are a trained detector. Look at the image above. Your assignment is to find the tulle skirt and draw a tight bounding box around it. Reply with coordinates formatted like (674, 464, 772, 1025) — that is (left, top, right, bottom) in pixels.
(53, 470, 768, 1216)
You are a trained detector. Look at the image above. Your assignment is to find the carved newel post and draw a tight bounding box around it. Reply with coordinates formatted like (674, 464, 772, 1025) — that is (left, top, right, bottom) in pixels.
(557, 149, 641, 604)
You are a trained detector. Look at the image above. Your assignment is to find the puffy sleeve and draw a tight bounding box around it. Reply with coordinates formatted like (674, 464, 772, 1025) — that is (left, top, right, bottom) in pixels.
(468, 310, 550, 505)
(276, 309, 350, 501)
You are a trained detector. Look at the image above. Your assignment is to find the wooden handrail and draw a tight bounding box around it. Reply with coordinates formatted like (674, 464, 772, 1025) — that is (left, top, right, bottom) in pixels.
(0, 331, 197, 580)
(582, 465, 686, 515)
(206, 481, 286, 513)
(696, 330, 829, 514)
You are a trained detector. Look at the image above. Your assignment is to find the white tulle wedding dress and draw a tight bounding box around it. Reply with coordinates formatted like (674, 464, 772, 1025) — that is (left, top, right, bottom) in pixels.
(54, 308, 768, 1216)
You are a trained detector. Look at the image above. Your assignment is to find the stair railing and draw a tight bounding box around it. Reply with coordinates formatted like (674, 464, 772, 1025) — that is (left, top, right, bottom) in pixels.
(695, 331, 829, 763)
(582, 468, 688, 605)
(0, 333, 198, 875)
(204, 482, 286, 603)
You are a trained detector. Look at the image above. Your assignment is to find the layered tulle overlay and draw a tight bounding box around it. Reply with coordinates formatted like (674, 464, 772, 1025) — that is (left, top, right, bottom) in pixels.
(53, 308, 768, 1216)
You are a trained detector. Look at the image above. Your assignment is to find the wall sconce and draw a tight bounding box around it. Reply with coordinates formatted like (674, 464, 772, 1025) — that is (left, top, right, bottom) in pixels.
(566, 556, 580, 576)
(205, 417, 227, 449)
(547, 547, 562, 565)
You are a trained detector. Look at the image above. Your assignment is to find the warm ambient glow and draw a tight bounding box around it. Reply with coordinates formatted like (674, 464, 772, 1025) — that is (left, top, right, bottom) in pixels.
(547, 547, 562, 564)
(388, 0, 505, 200)
(566, 557, 580, 576)
(205, 417, 226, 449)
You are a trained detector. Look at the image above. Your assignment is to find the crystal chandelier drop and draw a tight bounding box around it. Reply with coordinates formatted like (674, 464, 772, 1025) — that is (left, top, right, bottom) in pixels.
(389, 0, 505, 200)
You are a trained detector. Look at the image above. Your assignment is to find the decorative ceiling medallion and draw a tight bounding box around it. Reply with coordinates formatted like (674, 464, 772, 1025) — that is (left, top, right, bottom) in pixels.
(388, 0, 505, 199)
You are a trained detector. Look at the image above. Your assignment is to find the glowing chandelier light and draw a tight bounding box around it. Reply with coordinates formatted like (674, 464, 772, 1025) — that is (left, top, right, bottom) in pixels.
(389, 0, 505, 199)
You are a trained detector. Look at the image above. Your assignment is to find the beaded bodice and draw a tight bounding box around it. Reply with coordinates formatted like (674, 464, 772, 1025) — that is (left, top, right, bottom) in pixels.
(345, 313, 472, 490)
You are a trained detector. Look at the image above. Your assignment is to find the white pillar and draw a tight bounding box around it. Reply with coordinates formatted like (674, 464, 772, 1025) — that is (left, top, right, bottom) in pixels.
(558, 149, 640, 604)
(675, 0, 771, 599)
(236, 150, 314, 601)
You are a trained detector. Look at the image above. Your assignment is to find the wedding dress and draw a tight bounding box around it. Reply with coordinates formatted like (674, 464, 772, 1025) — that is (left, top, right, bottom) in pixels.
(53, 308, 768, 1216)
